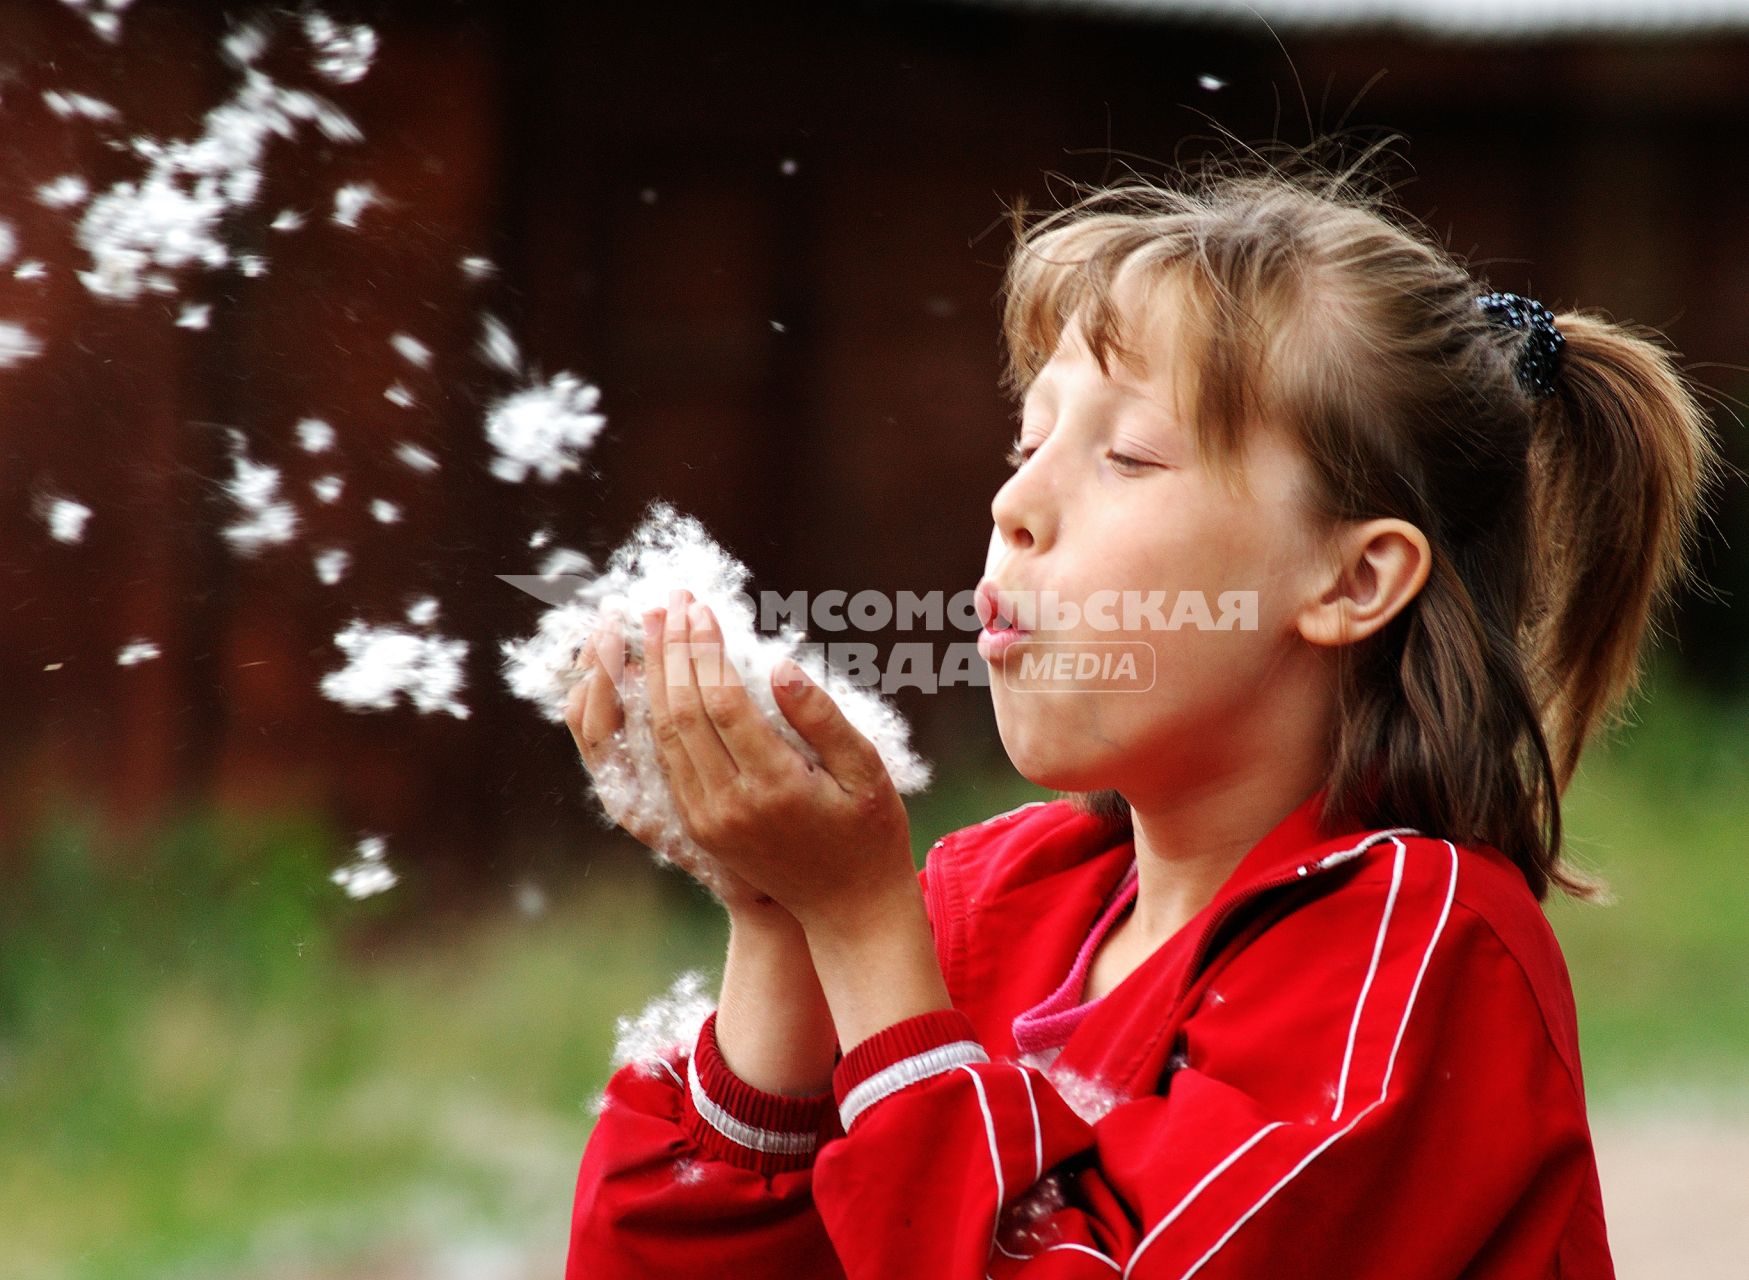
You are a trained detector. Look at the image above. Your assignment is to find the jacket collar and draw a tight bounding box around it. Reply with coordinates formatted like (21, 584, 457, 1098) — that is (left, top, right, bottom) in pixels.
(1139, 785, 1423, 916)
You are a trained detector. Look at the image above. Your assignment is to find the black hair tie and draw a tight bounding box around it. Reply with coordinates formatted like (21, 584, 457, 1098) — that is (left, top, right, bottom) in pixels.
(1475, 291, 1564, 400)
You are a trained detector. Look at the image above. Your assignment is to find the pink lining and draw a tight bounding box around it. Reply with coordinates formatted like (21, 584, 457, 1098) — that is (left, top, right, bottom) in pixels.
(1011, 858, 1140, 1059)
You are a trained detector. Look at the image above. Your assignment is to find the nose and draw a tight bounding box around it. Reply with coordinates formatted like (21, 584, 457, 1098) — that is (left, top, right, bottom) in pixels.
(991, 457, 1048, 554)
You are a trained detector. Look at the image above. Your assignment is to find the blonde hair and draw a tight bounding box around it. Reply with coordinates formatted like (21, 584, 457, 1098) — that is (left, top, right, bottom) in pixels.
(1000, 141, 1726, 904)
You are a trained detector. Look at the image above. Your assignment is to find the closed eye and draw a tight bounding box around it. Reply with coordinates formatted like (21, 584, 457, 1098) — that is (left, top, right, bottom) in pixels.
(1004, 437, 1035, 471)
(1106, 450, 1157, 473)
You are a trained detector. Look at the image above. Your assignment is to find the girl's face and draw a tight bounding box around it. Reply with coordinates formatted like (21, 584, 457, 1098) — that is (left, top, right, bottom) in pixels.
(981, 301, 1335, 805)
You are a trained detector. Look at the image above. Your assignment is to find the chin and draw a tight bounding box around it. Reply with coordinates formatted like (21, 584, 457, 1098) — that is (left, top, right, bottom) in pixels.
(996, 721, 1117, 794)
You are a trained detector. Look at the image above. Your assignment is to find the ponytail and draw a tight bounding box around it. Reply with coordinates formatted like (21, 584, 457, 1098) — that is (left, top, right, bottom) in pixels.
(1522, 312, 1724, 791)
(1327, 305, 1728, 905)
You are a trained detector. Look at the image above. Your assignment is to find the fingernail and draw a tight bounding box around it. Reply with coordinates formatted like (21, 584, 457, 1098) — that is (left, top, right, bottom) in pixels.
(688, 602, 708, 630)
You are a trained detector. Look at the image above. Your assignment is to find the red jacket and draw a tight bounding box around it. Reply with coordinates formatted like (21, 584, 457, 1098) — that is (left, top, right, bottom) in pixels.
(566, 790, 1615, 1278)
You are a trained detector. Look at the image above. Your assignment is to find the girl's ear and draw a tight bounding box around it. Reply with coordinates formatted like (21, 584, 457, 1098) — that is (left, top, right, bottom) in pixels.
(1298, 518, 1431, 648)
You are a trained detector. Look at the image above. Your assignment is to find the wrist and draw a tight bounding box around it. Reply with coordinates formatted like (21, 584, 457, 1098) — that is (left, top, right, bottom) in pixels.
(727, 897, 807, 939)
(804, 879, 952, 1053)
(717, 903, 838, 1097)
(683, 1011, 837, 1173)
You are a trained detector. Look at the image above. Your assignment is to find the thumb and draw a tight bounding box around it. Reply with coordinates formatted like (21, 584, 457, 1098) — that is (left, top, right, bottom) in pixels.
(772, 657, 882, 788)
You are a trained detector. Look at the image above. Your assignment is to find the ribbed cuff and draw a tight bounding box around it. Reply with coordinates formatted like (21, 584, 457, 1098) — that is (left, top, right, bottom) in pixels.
(680, 1010, 838, 1173)
(833, 1007, 988, 1133)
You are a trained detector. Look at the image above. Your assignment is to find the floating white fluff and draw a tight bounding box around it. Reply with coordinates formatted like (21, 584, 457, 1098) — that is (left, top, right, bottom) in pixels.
(14, 261, 47, 281)
(37, 175, 90, 209)
(270, 208, 304, 232)
(476, 313, 521, 375)
(220, 431, 299, 554)
(59, 0, 135, 44)
(303, 12, 377, 85)
(405, 596, 439, 626)
(608, 969, 714, 1081)
(0, 222, 15, 266)
(296, 417, 335, 453)
(222, 19, 270, 66)
(175, 302, 211, 330)
(332, 181, 380, 228)
(394, 442, 439, 472)
(389, 332, 432, 368)
(370, 498, 401, 524)
(321, 618, 469, 719)
(501, 500, 932, 902)
(314, 547, 350, 585)
(383, 382, 415, 408)
(537, 547, 591, 580)
(74, 30, 365, 302)
(0, 322, 43, 368)
(483, 372, 605, 483)
(459, 254, 496, 281)
(44, 90, 121, 123)
(310, 474, 344, 503)
(39, 495, 93, 544)
(331, 833, 398, 899)
(116, 638, 160, 665)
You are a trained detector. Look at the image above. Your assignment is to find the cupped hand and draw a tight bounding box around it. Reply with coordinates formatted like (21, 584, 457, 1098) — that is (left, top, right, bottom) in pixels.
(635, 589, 917, 938)
(562, 603, 780, 918)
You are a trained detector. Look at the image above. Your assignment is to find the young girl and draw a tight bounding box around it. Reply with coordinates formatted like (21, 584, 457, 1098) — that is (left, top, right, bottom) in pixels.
(559, 147, 1720, 1279)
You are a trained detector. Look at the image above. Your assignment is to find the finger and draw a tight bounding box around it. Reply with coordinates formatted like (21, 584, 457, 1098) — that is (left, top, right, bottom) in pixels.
(663, 589, 739, 790)
(641, 603, 705, 811)
(772, 657, 886, 793)
(688, 602, 777, 777)
(564, 642, 598, 759)
(579, 613, 627, 750)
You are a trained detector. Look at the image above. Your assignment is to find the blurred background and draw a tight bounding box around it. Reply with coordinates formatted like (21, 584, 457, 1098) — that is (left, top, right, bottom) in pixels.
(3, 0, 1747, 1276)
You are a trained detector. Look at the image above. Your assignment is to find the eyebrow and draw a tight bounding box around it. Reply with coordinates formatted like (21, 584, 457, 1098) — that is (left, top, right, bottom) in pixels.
(1026, 368, 1184, 432)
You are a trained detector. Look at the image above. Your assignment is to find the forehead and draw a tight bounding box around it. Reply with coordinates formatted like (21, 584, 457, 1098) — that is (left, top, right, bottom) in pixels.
(1038, 264, 1310, 508)
(1032, 271, 1200, 416)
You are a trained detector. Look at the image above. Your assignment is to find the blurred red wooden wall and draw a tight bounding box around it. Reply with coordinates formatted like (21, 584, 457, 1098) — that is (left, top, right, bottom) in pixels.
(2, 0, 1744, 885)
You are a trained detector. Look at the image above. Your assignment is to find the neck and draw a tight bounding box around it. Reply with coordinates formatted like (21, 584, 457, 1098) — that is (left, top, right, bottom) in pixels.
(1120, 694, 1333, 948)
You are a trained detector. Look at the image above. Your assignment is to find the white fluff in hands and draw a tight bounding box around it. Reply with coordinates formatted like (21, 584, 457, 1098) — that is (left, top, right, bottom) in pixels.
(500, 500, 932, 902)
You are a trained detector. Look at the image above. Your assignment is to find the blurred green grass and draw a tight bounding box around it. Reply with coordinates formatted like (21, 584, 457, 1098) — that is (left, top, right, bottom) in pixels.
(0, 667, 1743, 1277)
(1548, 665, 1749, 1103)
